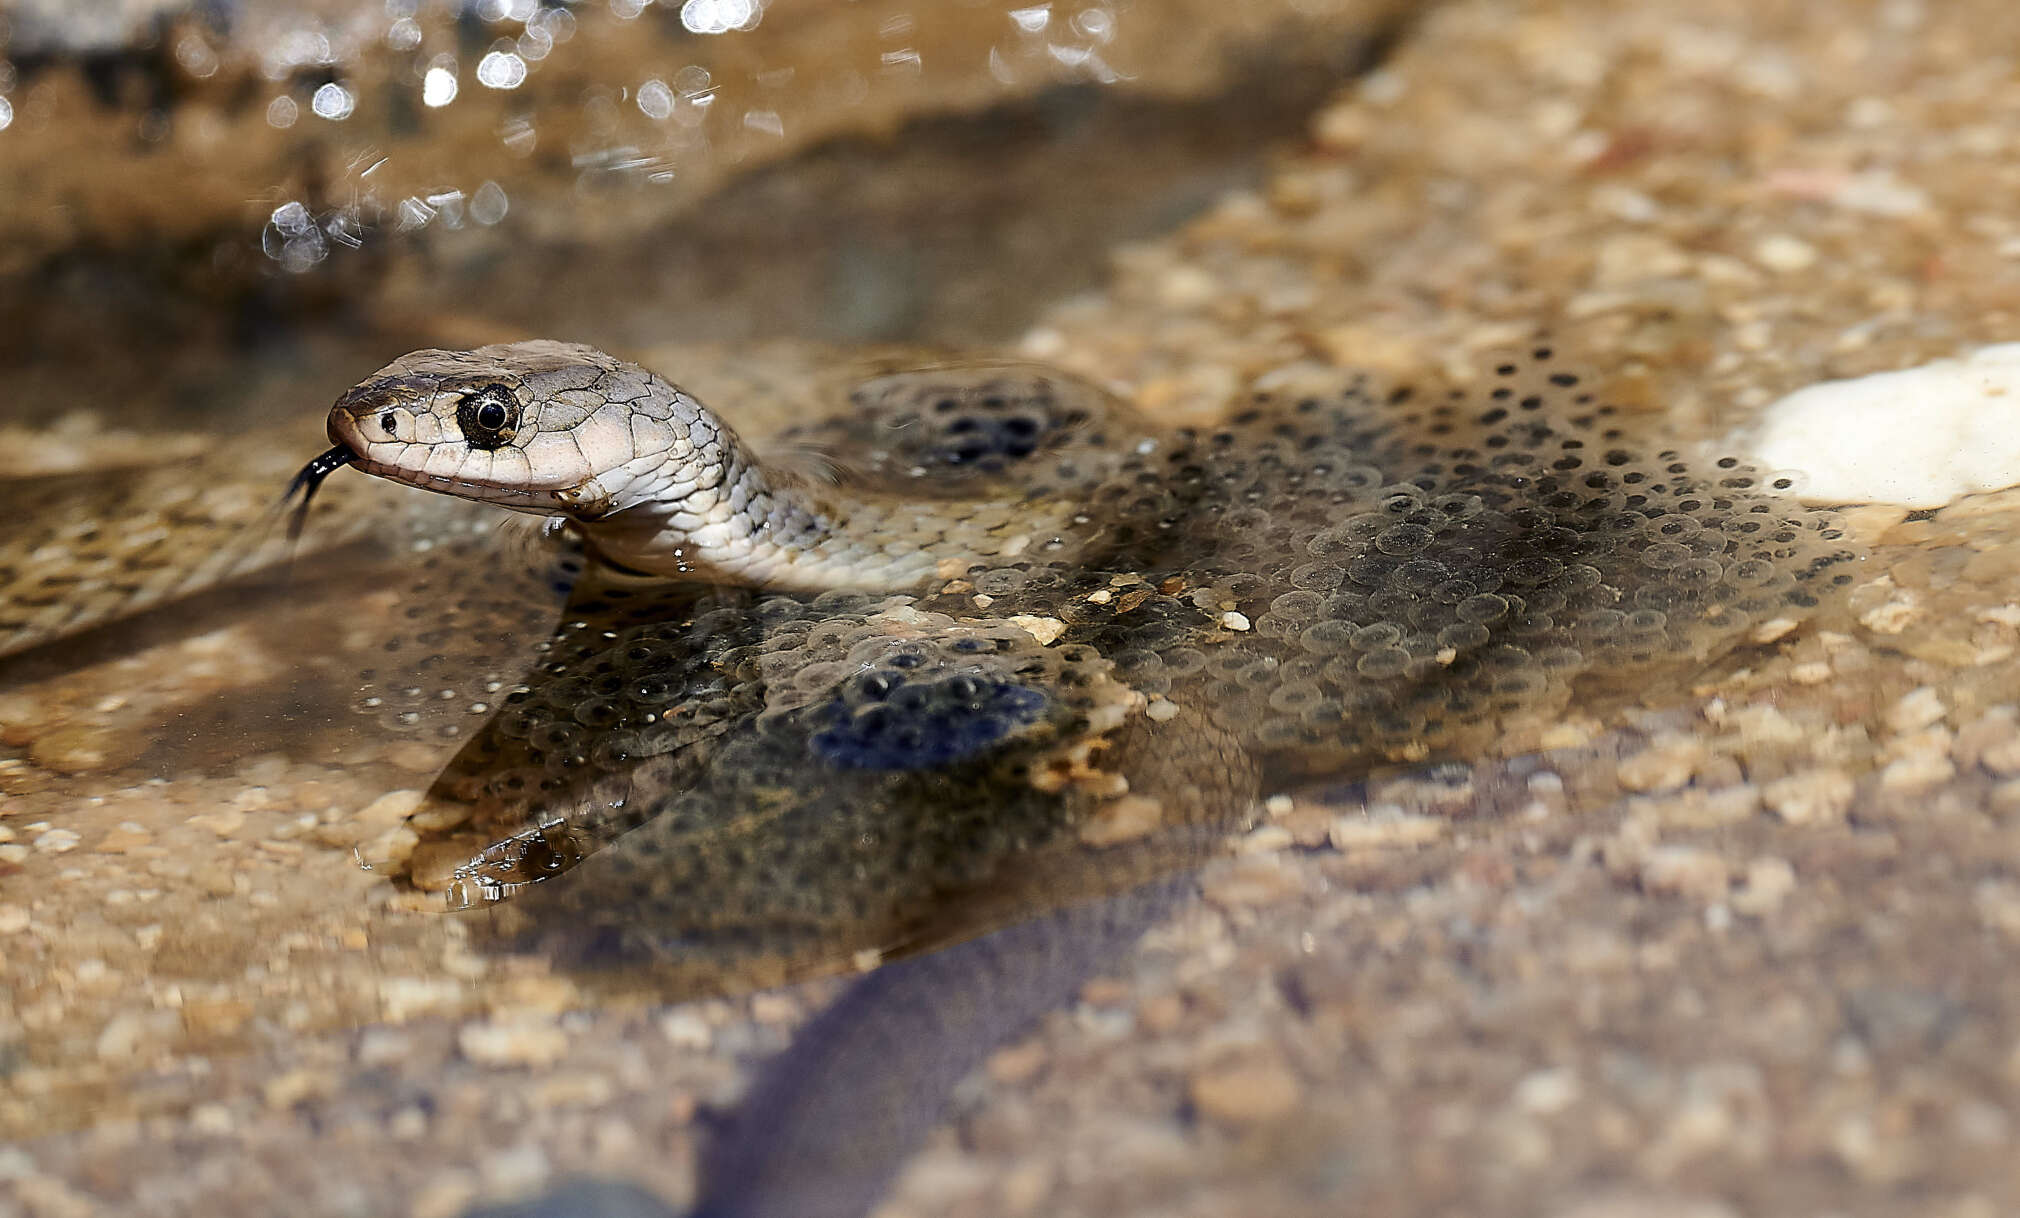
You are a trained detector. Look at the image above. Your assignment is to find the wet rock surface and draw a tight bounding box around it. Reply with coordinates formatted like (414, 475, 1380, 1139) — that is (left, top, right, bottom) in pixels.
(7, 1, 2020, 1217)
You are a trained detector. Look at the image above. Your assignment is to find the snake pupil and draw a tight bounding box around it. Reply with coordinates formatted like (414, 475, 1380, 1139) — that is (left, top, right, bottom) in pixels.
(457, 384, 520, 450)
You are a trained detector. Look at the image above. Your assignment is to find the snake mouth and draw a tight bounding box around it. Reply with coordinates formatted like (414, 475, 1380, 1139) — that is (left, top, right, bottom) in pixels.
(339, 446, 607, 516)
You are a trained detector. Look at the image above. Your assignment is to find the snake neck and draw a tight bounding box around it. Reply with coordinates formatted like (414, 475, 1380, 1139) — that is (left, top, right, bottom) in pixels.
(573, 425, 1056, 593)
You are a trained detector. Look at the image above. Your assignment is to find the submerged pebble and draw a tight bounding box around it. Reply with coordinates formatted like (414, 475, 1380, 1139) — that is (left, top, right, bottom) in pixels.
(1742, 344, 2020, 508)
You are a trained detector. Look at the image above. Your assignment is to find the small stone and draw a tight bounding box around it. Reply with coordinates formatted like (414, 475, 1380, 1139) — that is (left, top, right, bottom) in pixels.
(404, 838, 471, 890)
(1551, 1193, 1740, 1218)
(379, 976, 466, 1022)
(7, 1174, 99, 1218)
(1638, 845, 1730, 902)
(531, 1073, 615, 1110)
(889, 1147, 995, 1211)
(750, 993, 800, 1025)
(384, 742, 445, 772)
(1984, 737, 2020, 778)
(1885, 687, 1948, 735)
(32, 828, 81, 853)
(1219, 611, 1251, 632)
(987, 1039, 1049, 1085)
(1859, 590, 1920, 635)
(189, 1103, 234, 1135)
(1753, 233, 1820, 273)
(1762, 769, 1855, 824)
(94, 824, 152, 853)
(1311, 323, 1424, 376)
(1750, 616, 1800, 644)
(1138, 992, 1185, 1034)
(1540, 719, 1597, 749)
(1078, 794, 1164, 846)
(1329, 810, 1446, 850)
(1616, 737, 1705, 794)
(1200, 855, 1300, 908)
(479, 1145, 552, 1197)
(1879, 753, 1955, 794)
(1237, 825, 1293, 854)
(1955, 708, 2019, 768)
(356, 1028, 414, 1067)
(1511, 1067, 1581, 1114)
(388, 1107, 429, 1140)
(186, 809, 246, 838)
(181, 997, 253, 1039)
(999, 1159, 1055, 1216)
(1592, 233, 1693, 287)
(1311, 99, 1373, 151)
(1081, 977, 1131, 1007)
(1006, 615, 1066, 646)
(1975, 880, 2020, 938)
(658, 1009, 713, 1050)
(459, 1012, 569, 1068)
(1730, 857, 1797, 917)
(1635, 785, 1760, 830)
(262, 1068, 336, 1109)
(1726, 704, 1805, 746)
(1189, 1051, 1302, 1126)
(94, 1013, 150, 1061)
(409, 1172, 480, 1218)
(354, 788, 426, 827)
(1156, 265, 1220, 309)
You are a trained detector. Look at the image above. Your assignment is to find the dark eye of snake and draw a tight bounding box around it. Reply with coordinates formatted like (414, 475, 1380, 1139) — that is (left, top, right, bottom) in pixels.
(457, 385, 520, 450)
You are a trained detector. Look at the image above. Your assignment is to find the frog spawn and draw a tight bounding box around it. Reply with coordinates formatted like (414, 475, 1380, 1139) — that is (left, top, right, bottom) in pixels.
(781, 362, 1111, 488)
(428, 598, 1183, 975)
(360, 347, 1855, 976)
(408, 575, 1154, 945)
(993, 348, 1860, 774)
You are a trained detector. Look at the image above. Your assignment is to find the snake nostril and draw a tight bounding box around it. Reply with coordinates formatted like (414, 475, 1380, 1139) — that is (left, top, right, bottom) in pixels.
(379, 411, 398, 436)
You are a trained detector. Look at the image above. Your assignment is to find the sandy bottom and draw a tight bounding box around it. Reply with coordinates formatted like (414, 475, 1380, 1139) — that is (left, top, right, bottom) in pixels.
(7, 0, 2020, 1215)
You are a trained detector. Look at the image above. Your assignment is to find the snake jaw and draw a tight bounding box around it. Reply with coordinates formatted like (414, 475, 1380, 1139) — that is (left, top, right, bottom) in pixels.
(553, 479, 617, 519)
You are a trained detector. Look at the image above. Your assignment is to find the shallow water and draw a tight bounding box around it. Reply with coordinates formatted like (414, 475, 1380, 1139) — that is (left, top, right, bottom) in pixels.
(9, 3, 2020, 1218)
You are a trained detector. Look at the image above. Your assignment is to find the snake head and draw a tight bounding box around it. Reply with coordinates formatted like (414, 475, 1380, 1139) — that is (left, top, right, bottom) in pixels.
(327, 339, 681, 518)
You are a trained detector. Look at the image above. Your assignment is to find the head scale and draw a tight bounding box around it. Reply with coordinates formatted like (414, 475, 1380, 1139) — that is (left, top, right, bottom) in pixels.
(324, 339, 702, 519)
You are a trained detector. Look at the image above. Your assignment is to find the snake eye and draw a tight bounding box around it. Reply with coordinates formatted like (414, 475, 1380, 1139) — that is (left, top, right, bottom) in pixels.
(457, 385, 520, 450)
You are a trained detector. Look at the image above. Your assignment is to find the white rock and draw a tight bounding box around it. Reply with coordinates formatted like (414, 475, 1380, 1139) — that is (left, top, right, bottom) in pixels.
(1741, 344, 2020, 507)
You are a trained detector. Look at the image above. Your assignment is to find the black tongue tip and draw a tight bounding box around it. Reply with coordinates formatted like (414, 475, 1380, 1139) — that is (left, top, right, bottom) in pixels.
(284, 444, 355, 543)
